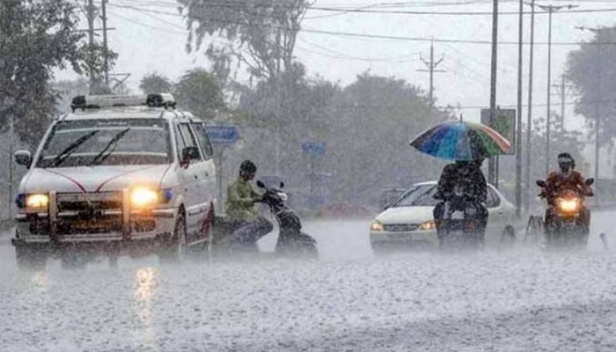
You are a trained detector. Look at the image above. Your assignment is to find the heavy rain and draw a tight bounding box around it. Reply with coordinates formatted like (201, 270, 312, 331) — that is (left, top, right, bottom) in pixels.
(2, 0, 616, 351)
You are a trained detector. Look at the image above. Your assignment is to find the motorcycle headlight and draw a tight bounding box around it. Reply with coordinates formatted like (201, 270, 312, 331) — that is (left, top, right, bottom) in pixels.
(370, 220, 384, 232)
(26, 194, 49, 209)
(131, 188, 159, 208)
(557, 198, 580, 213)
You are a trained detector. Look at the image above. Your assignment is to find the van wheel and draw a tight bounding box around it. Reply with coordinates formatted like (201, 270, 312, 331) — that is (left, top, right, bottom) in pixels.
(15, 246, 47, 271)
(159, 211, 187, 263)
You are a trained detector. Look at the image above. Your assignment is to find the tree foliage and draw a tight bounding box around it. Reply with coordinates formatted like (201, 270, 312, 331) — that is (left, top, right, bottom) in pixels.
(174, 68, 226, 120)
(139, 73, 174, 94)
(0, 0, 85, 145)
(566, 27, 616, 148)
(177, 0, 313, 83)
(223, 72, 450, 208)
(322, 73, 449, 204)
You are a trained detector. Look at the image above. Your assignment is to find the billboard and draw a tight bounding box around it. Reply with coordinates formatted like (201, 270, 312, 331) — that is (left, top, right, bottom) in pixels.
(480, 108, 516, 155)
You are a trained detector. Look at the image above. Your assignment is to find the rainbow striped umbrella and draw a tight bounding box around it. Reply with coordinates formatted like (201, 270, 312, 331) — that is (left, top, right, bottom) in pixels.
(410, 121, 512, 161)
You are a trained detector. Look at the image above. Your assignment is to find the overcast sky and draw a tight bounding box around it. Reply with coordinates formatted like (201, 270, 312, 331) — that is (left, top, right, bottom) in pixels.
(56, 0, 616, 131)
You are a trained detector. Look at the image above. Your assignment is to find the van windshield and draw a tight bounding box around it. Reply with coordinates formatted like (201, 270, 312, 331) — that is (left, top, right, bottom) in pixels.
(36, 119, 172, 168)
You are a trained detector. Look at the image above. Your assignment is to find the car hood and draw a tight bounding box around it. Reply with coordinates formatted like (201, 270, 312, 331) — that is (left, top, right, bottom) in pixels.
(21, 164, 173, 193)
(375, 206, 435, 224)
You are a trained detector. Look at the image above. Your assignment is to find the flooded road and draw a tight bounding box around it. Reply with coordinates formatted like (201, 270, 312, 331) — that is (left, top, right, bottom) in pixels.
(2, 213, 616, 351)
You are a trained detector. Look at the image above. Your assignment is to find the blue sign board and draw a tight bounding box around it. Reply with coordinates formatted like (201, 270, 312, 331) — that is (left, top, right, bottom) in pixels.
(205, 125, 238, 144)
(302, 141, 326, 156)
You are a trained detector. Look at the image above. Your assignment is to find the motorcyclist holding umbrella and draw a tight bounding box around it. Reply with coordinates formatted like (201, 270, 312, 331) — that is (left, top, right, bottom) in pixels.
(409, 121, 512, 249)
(433, 156, 489, 246)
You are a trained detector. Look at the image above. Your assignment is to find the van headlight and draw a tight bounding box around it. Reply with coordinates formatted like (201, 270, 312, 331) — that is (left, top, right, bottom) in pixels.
(370, 220, 384, 232)
(131, 188, 159, 208)
(26, 194, 49, 209)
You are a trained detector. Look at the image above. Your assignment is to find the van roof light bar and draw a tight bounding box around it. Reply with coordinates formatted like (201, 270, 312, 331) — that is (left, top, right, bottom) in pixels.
(71, 93, 176, 112)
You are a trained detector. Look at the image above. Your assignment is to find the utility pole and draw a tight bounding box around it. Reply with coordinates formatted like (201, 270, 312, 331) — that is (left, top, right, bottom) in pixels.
(551, 74, 573, 130)
(86, 0, 96, 92)
(515, 0, 524, 219)
(418, 40, 445, 116)
(524, 0, 535, 213)
(8, 119, 13, 220)
(101, 0, 109, 87)
(537, 3, 578, 176)
(488, 0, 499, 186)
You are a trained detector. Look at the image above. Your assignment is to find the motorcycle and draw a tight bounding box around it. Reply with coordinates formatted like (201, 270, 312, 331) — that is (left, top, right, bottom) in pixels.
(536, 178, 594, 248)
(212, 181, 318, 259)
(256, 180, 318, 259)
(435, 188, 487, 250)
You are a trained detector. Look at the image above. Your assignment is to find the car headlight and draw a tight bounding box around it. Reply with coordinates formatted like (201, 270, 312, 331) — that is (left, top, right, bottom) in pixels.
(370, 220, 384, 232)
(131, 188, 159, 208)
(26, 194, 49, 208)
(420, 220, 436, 231)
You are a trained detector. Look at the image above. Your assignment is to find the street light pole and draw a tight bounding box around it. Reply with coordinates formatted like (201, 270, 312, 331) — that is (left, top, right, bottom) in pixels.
(546, 7, 553, 176)
(524, 0, 536, 213)
(488, 0, 499, 187)
(537, 3, 577, 176)
(515, 0, 524, 219)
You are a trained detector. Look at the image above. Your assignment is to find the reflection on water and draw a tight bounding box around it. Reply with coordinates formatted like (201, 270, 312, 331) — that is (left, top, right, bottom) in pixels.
(30, 270, 49, 290)
(133, 267, 159, 351)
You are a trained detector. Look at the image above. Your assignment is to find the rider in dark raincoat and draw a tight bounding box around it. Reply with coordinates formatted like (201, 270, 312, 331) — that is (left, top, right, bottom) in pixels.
(433, 157, 489, 243)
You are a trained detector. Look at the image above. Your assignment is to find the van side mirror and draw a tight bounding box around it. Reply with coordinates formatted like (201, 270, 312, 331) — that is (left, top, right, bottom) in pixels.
(536, 180, 546, 188)
(181, 146, 200, 166)
(585, 178, 595, 186)
(14, 150, 32, 168)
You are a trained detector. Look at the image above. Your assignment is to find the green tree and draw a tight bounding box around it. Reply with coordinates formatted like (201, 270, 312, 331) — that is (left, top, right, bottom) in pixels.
(566, 27, 616, 149)
(174, 68, 226, 120)
(323, 73, 450, 205)
(81, 42, 118, 95)
(0, 0, 84, 145)
(177, 0, 313, 83)
(139, 73, 174, 94)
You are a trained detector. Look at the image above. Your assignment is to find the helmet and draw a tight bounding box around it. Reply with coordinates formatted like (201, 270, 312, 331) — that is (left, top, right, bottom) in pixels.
(239, 160, 257, 175)
(557, 153, 574, 173)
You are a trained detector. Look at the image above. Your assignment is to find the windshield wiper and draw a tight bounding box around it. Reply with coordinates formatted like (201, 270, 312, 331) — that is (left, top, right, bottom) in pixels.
(89, 128, 131, 166)
(50, 130, 99, 168)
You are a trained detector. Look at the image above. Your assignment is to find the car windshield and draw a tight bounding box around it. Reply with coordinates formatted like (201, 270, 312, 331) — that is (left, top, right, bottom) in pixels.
(36, 118, 171, 168)
(392, 184, 439, 207)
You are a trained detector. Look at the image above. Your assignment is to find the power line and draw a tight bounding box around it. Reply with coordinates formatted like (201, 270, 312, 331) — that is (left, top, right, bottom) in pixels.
(116, 0, 616, 15)
(299, 37, 421, 62)
(109, 4, 616, 46)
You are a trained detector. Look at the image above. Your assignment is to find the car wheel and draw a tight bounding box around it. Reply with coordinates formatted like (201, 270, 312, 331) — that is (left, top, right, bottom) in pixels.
(159, 211, 187, 263)
(525, 216, 543, 243)
(500, 225, 516, 249)
(371, 243, 392, 257)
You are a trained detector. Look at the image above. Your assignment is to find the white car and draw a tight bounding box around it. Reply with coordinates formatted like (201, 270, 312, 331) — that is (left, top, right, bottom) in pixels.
(370, 181, 516, 253)
(12, 94, 217, 264)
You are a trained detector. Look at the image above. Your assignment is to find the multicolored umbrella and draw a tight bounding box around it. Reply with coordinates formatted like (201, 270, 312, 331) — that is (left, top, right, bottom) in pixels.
(410, 121, 512, 161)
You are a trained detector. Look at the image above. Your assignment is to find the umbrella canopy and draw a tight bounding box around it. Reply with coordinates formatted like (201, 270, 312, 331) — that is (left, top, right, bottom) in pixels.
(410, 121, 512, 161)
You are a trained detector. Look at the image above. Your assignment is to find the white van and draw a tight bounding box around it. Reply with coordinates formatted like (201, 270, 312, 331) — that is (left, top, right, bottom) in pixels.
(12, 94, 217, 263)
